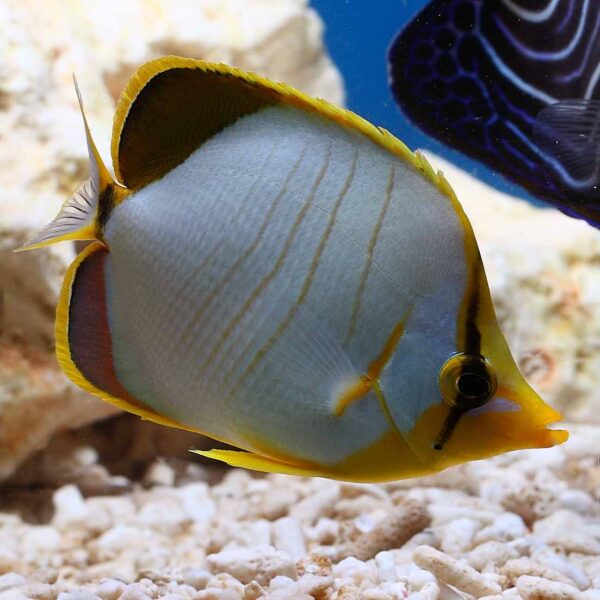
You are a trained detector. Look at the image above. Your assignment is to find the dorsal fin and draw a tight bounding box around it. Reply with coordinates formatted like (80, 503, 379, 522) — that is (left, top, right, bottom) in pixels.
(16, 77, 113, 252)
(110, 56, 461, 210)
(111, 57, 278, 189)
(533, 99, 600, 186)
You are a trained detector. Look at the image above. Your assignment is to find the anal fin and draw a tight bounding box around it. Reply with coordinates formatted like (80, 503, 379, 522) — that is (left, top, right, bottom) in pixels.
(192, 449, 324, 477)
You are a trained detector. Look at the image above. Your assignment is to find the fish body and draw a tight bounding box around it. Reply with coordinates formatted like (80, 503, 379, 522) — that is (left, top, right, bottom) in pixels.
(20, 57, 566, 481)
(389, 0, 600, 226)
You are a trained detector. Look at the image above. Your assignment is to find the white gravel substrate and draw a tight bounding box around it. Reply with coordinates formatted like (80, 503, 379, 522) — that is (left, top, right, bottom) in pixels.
(0, 424, 598, 600)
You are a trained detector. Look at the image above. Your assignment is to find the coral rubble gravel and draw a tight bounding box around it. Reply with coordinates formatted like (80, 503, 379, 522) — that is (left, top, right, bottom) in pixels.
(0, 424, 598, 599)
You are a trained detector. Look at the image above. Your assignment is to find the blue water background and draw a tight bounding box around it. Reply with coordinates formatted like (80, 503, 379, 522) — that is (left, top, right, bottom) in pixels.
(311, 0, 541, 204)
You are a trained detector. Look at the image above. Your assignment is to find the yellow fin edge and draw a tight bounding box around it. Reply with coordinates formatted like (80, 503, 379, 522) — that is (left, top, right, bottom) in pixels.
(14, 224, 96, 253)
(191, 449, 327, 477)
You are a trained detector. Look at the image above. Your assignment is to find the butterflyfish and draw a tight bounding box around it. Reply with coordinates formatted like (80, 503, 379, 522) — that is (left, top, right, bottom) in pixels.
(18, 57, 567, 482)
(389, 0, 600, 226)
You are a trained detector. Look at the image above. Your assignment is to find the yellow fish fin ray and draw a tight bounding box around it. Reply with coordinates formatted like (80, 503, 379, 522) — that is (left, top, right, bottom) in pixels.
(16, 76, 114, 252)
(413, 149, 437, 182)
(110, 56, 463, 212)
(191, 449, 326, 478)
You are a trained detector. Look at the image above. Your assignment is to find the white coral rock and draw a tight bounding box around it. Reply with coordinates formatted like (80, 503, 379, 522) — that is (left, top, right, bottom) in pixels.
(206, 545, 297, 586)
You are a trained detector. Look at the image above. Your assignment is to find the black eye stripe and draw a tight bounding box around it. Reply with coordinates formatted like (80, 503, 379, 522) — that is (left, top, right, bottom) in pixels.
(435, 353, 497, 450)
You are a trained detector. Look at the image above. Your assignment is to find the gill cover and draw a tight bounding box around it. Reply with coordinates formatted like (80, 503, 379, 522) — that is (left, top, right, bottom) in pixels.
(16, 77, 113, 252)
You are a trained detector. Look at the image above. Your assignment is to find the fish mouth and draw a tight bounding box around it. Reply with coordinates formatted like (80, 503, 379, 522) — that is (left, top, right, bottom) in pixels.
(498, 384, 569, 448)
(535, 407, 569, 447)
(540, 426, 569, 447)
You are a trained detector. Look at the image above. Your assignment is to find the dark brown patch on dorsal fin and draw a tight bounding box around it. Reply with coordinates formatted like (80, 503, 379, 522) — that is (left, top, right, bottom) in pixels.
(112, 59, 279, 190)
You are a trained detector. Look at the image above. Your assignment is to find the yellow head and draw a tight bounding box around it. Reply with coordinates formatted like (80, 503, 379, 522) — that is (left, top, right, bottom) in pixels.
(403, 260, 568, 472)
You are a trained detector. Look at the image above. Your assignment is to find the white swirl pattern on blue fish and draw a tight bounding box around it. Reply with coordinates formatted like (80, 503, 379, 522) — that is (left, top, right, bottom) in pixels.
(389, 0, 600, 225)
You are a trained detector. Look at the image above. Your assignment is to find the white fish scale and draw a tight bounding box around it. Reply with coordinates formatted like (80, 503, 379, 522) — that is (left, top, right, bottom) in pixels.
(106, 116, 336, 439)
(185, 192, 318, 384)
(107, 170, 238, 365)
(103, 106, 468, 464)
(194, 206, 327, 398)
(174, 172, 287, 364)
(191, 161, 331, 382)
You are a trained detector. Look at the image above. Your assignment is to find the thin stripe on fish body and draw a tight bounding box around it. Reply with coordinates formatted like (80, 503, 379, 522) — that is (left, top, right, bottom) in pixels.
(19, 58, 567, 481)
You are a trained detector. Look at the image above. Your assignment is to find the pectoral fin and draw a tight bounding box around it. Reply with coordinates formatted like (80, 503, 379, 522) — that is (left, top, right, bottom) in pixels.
(534, 99, 600, 184)
(334, 311, 411, 417)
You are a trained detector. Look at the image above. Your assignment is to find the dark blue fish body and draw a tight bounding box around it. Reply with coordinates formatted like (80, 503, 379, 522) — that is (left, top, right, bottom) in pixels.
(389, 0, 600, 225)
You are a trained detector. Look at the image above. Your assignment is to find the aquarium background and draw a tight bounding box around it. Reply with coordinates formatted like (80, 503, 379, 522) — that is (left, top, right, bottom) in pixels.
(313, 0, 543, 204)
(1, 1, 599, 596)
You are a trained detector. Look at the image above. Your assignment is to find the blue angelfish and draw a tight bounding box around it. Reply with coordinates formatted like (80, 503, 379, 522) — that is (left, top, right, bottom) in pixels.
(389, 0, 600, 225)
(18, 57, 567, 482)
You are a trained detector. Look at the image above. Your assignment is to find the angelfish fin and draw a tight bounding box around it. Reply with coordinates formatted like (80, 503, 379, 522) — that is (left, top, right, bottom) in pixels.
(533, 99, 600, 186)
(16, 76, 113, 252)
(192, 449, 324, 477)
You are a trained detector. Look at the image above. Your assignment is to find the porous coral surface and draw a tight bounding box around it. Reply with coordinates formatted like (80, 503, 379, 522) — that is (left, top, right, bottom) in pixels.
(0, 424, 598, 600)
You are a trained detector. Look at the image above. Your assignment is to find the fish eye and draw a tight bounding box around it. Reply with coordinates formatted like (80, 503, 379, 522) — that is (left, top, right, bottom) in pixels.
(456, 371, 491, 399)
(439, 353, 497, 410)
